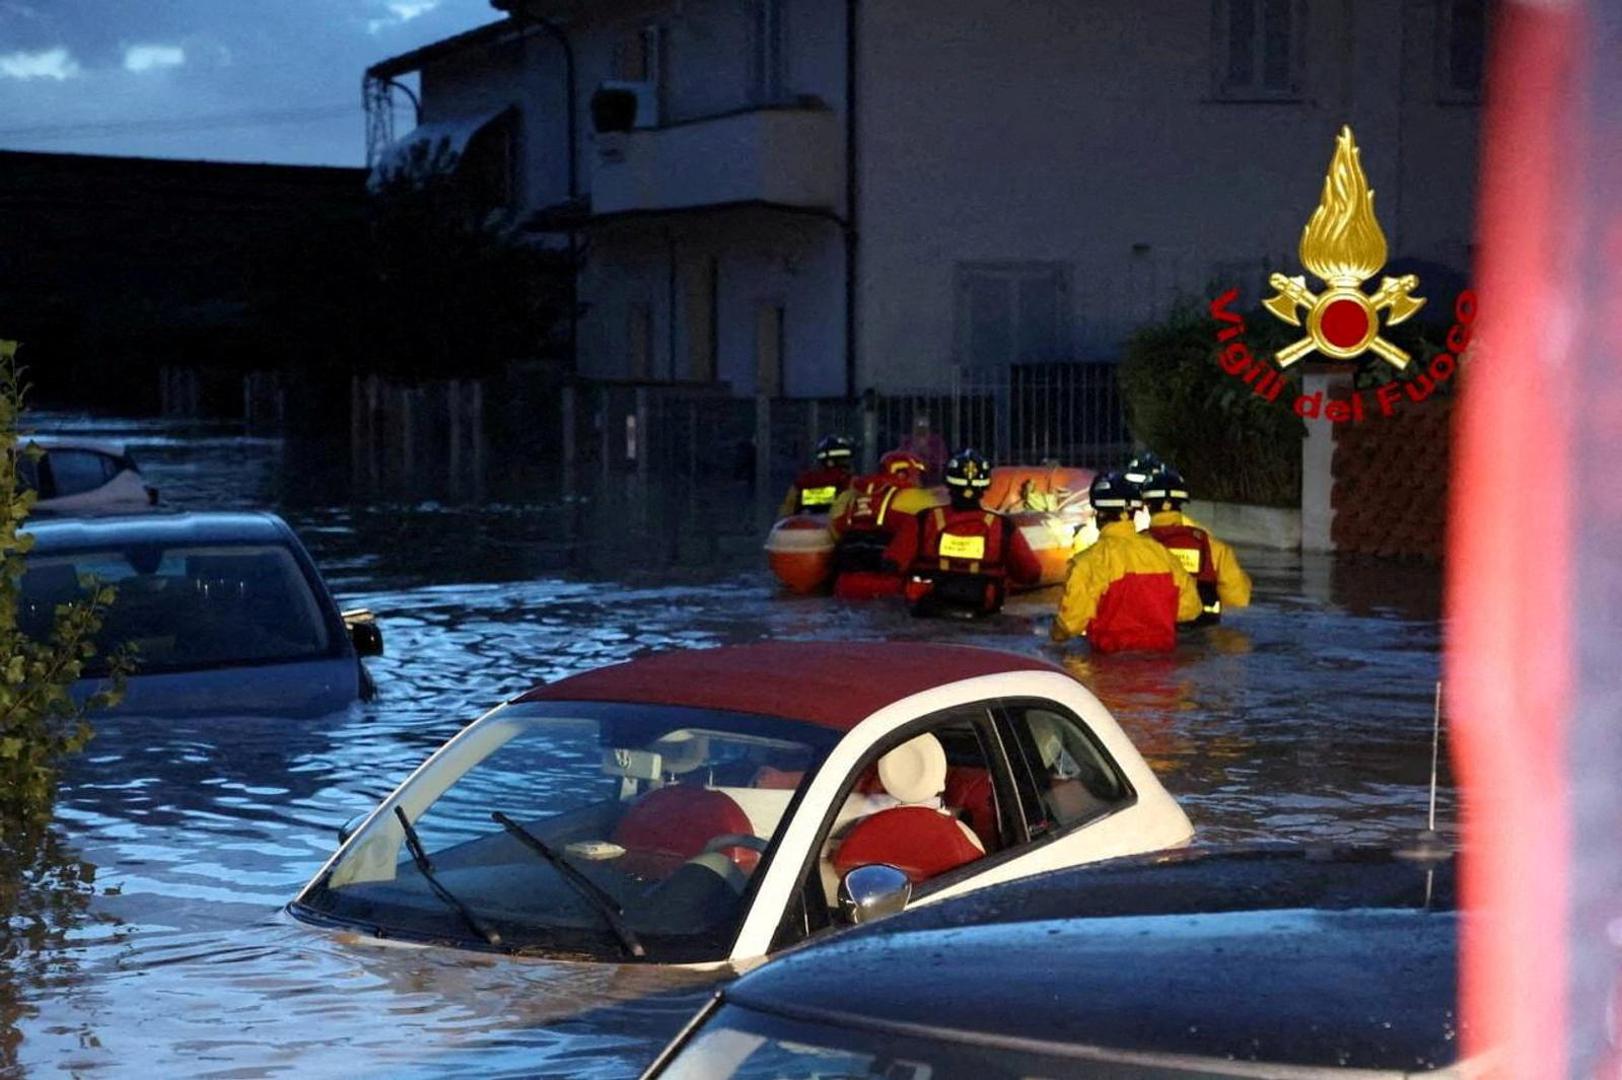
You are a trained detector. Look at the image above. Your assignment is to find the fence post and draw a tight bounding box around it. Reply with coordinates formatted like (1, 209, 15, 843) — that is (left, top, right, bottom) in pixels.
(564, 384, 577, 489)
(1300, 364, 1351, 553)
(755, 395, 772, 507)
(635, 386, 650, 480)
(469, 379, 485, 503)
(861, 397, 879, 474)
(447, 380, 463, 501)
(599, 385, 613, 479)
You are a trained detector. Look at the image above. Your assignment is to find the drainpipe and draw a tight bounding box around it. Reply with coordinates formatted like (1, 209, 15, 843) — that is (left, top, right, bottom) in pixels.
(843, 0, 860, 401)
(491, 0, 581, 378)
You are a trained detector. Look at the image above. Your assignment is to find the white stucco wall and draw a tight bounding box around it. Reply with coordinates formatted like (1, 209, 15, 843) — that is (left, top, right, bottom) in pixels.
(855, 0, 1480, 391)
(577, 210, 846, 396)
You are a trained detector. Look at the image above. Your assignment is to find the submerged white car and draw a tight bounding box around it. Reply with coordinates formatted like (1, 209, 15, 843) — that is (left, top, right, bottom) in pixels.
(19, 437, 157, 515)
(289, 642, 1192, 966)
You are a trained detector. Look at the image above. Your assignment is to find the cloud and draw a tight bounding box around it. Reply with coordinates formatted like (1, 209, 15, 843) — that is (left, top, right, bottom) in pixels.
(367, 0, 440, 34)
(0, 46, 80, 80)
(124, 43, 186, 72)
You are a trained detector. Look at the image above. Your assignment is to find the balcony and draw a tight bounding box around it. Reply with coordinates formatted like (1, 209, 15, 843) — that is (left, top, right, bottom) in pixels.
(590, 106, 842, 218)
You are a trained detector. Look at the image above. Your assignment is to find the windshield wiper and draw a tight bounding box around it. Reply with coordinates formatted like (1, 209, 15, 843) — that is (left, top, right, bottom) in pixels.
(394, 806, 503, 949)
(491, 811, 646, 959)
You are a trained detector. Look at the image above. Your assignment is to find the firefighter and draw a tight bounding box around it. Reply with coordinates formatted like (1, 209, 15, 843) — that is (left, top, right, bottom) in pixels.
(1141, 466, 1251, 624)
(778, 435, 855, 517)
(827, 450, 937, 599)
(1122, 450, 1162, 531)
(886, 448, 1043, 617)
(1051, 471, 1201, 653)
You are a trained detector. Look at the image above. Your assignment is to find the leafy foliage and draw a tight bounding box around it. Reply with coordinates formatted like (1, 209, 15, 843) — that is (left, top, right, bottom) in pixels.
(0, 341, 128, 831)
(1117, 302, 1305, 507)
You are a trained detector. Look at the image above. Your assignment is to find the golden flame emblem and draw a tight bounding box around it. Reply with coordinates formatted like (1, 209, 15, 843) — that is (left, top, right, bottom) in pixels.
(1263, 126, 1425, 369)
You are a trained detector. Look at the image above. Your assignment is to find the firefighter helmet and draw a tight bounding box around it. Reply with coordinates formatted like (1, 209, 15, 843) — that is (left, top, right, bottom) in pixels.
(814, 435, 855, 466)
(1141, 466, 1191, 507)
(1122, 450, 1163, 487)
(880, 449, 926, 483)
(944, 449, 993, 492)
(1089, 470, 1136, 511)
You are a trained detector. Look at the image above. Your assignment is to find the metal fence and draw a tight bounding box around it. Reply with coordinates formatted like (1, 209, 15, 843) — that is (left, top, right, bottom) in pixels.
(562, 362, 1132, 495)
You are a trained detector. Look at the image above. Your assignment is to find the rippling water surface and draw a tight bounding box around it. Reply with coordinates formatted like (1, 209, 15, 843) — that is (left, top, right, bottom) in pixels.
(6, 414, 1450, 1077)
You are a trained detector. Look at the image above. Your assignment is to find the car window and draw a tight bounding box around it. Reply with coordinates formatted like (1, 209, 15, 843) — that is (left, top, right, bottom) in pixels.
(1001, 702, 1131, 835)
(19, 542, 335, 674)
(803, 705, 1007, 924)
(303, 701, 839, 964)
(662, 1004, 1129, 1080)
(43, 449, 116, 498)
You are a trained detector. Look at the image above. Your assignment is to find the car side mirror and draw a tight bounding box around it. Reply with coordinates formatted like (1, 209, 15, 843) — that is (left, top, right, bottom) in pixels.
(343, 608, 383, 657)
(337, 812, 369, 845)
(838, 864, 912, 926)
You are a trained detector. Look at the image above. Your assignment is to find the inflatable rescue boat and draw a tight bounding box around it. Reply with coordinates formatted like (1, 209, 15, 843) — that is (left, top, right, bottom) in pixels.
(766, 464, 1099, 594)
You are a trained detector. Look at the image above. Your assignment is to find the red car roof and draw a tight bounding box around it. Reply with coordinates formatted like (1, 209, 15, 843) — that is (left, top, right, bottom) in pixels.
(515, 642, 1066, 731)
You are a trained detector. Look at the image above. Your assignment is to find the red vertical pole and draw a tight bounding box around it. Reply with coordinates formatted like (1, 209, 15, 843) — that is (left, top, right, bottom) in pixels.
(1448, 1, 1583, 1075)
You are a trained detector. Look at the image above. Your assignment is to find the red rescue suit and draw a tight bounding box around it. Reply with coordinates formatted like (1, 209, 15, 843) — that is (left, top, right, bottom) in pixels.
(1146, 520, 1221, 624)
(778, 464, 852, 517)
(888, 505, 1043, 615)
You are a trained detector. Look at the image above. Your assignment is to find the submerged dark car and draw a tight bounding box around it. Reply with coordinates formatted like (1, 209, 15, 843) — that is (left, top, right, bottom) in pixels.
(21, 512, 382, 716)
(643, 846, 1471, 1079)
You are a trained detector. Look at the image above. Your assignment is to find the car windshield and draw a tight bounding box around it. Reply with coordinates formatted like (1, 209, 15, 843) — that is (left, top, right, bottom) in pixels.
(661, 1004, 1323, 1080)
(19, 541, 336, 675)
(297, 701, 839, 963)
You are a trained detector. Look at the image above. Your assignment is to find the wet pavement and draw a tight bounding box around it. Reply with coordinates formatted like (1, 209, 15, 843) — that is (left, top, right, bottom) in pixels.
(5, 414, 1450, 1077)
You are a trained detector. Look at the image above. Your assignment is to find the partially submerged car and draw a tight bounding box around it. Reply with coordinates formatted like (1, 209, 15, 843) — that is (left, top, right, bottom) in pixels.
(290, 642, 1192, 966)
(20, 511, 382, 715)
(643, 845, 1468, 1079)
(19, 436, 158, 515)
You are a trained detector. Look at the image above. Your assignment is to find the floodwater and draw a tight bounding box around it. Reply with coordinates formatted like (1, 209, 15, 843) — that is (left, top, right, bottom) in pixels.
(5, 414, 1450, 1077)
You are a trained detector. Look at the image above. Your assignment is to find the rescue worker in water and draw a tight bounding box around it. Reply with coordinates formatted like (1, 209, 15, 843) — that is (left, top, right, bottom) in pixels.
(778, 435, 855, 517)
(1052, 471, 1201, 652)
(1141, 465, 1251, 625)
(886, 448, 1042, 617)
(827, 450, 938, 599)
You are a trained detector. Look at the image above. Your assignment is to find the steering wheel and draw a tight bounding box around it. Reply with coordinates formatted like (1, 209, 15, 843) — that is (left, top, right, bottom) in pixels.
(702, 833, 769, 856)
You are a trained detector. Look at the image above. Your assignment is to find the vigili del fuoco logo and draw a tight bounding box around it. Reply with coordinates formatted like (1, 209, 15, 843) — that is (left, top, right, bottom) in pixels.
(1209, 125, 1476, 423)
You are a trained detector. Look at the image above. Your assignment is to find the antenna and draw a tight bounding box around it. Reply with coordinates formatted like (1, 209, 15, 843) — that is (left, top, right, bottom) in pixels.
(1428, 680, 1442, 833)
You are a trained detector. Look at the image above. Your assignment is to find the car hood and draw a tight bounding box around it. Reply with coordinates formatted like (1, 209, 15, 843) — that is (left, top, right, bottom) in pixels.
(84, 658, 362, 718)
(725, 847, 1461, 1073)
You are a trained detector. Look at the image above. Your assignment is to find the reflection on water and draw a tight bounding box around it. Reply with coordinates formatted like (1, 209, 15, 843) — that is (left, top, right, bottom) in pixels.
(8, 413, 1449, 1075)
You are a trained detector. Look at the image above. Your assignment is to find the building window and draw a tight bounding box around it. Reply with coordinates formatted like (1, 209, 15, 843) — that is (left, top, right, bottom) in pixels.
(1438, 0, 1486, 102)
(627, 301, 653, 380)
(755, 302, 785, 396)
(459, 108, 518, 211)
(686, 257, 718, 382)
(954, 263, 1071, 369)
(753, 0, 786, 104)
(1213, 0, 1302, 100)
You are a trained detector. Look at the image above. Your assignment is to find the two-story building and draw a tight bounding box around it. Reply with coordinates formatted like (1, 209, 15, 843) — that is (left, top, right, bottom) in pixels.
(364, 0, 1485, 399)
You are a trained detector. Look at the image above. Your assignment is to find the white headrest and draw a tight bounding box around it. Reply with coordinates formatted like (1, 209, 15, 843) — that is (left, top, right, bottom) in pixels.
(650, 731, 708, 775)
(877, 732, 948, 804)
(1029, 713, 1063, 769)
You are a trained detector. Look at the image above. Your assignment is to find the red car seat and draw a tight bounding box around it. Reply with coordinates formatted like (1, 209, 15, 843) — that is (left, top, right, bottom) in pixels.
(832, 733, 985, 885)
(612, 785, 756, 880)
(943, 766, 999, 851)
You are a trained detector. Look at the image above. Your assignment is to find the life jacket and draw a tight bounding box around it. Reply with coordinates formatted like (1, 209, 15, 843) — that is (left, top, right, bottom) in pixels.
(833, 475, 903, 575)
(1090, 572, 1182, 653)
(904, 506, 1013, 614)
(793, 465, 851, 514)
(1147, 521, 1221, 623)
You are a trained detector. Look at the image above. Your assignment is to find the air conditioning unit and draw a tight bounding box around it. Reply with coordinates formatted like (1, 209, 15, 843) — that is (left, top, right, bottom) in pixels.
(599, 80, 659, 129)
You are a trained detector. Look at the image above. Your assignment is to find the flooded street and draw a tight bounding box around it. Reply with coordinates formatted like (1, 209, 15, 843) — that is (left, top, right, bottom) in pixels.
(8, 414, 1449, 1077)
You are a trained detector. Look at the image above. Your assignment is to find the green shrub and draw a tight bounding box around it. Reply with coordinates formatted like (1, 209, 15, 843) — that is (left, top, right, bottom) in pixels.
(0, 341, 127, 831)
(1117, 301, 1304, 507)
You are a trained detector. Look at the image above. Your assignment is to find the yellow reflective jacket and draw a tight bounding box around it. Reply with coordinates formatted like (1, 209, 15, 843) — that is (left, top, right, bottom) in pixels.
(1052, 521, 1202, 650)
(828, 484, 941, 538)
(1148, 510, 1252, 609)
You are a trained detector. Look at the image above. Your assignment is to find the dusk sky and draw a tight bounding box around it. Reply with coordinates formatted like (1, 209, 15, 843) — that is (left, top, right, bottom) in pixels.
(0, 0, 498, 167)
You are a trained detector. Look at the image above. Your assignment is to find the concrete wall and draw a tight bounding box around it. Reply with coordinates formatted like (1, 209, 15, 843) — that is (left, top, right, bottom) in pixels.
(856, 0, 1481, 391)
(577, 210, 846, 396)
